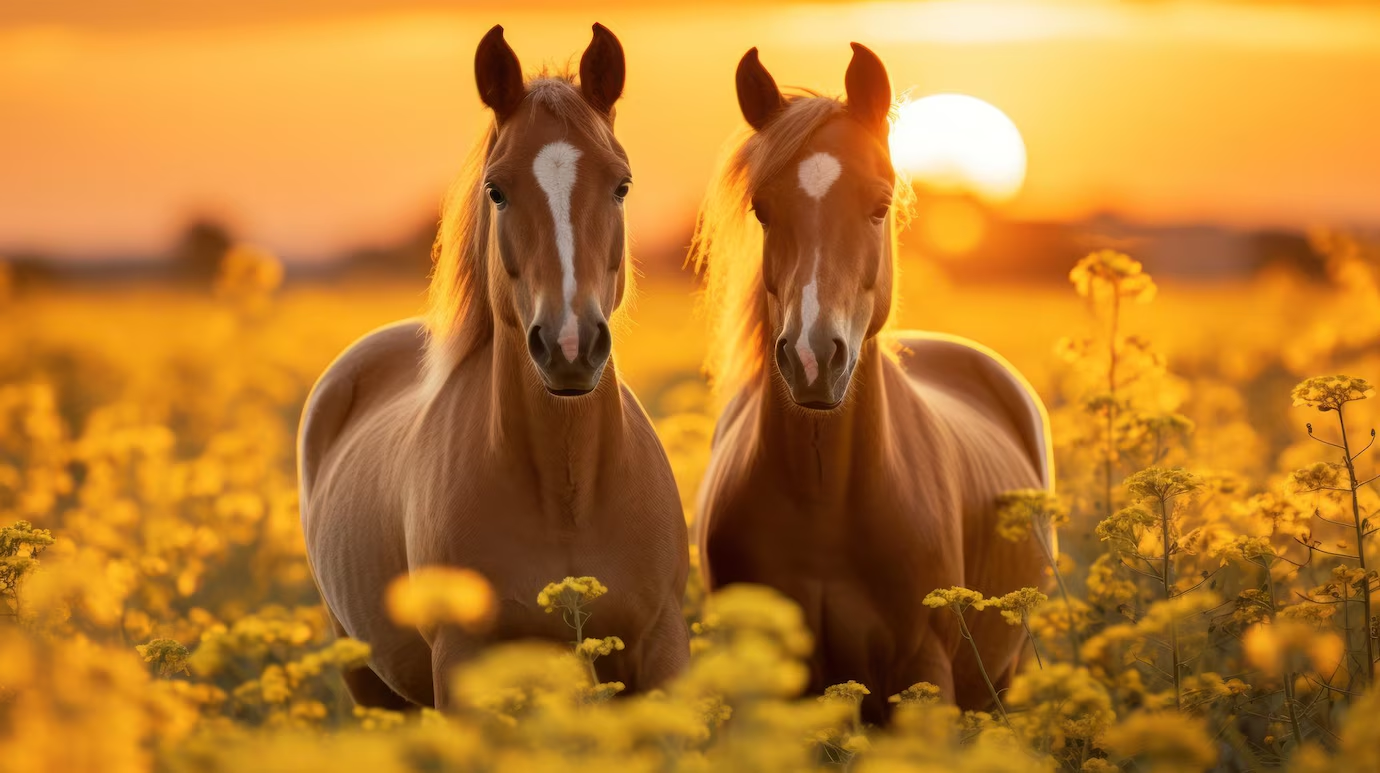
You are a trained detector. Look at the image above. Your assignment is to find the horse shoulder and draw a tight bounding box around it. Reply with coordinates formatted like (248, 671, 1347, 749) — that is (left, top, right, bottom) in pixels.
(893, 331, 1053, 491)
(299, 319, 427, 512)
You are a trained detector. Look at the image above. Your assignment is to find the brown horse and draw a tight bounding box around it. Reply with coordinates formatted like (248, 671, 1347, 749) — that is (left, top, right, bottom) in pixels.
(690, 44, 1052, 722)
(298, 24, 688, 710)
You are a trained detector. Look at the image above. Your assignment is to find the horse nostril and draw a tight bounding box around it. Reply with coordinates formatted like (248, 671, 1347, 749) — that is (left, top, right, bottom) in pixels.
(527, 325, 549, 367)
(830, 337, 848, 370)
(588, 321, 612, 367)
(774, 337, 791, 376)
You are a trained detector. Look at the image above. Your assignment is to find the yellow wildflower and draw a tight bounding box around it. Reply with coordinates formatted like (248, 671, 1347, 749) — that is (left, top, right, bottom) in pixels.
(981, 587, 1048, 626)
(889, 681, 944, 705)
(1005, 664, 1115, 751)
(994, 489, 1069, 543)
(820, 680, 871, 705)
(923, 587, 985, 612)
(1069, 250, 1158, 304)
(537, 575, 609, 612)
(386, 566, 494, 631)
(1123, 466, 1201, 503)
(576, 636, 625, 659)
(1290, 375, 1374, 412)
(1286, 462, 1344, 494)
(1101, 712, 1217, 773)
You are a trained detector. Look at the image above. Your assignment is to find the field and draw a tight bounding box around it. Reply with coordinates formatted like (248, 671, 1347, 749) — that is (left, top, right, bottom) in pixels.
(1, 238, 1379, 772)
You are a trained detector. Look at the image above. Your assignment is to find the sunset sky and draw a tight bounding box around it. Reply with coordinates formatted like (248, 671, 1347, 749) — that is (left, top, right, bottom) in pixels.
(4, 0, 1380, 261)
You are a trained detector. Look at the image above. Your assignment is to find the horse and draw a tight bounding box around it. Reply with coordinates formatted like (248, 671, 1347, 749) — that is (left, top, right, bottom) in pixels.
(690, 43, 1052, 722)
(298, 24, 689, 710)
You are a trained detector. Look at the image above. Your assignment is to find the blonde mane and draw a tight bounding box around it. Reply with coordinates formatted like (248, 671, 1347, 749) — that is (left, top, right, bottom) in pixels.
(424, 75, 628, 390)
(689, 93, 909, 400)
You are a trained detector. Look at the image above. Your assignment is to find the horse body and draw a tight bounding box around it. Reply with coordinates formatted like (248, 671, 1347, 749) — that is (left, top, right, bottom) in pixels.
(697, 334, 1046, 717)
(692, 43, 1051, 722)
(299, 25, 688, 710)
(302, 319, 687, 708)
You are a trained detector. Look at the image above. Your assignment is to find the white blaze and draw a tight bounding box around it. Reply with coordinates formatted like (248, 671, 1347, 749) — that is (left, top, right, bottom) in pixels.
(533, 141, 583, 362)
(794, 152, 842, 385)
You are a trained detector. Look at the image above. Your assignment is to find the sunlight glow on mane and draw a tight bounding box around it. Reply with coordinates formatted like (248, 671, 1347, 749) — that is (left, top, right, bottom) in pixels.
(424, 75, 627, 392)
(690, 92, 911, 401)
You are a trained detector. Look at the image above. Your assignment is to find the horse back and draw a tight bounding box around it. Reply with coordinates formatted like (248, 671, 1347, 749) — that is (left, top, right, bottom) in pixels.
(894, 331, 1052, 491)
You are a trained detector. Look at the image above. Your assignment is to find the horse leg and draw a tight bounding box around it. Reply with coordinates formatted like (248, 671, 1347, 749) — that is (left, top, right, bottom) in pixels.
(430, 627, 486, 711)
(611, 603, 690, 692)
(875, 631, 956, 724)
(325, 608, 414, 711)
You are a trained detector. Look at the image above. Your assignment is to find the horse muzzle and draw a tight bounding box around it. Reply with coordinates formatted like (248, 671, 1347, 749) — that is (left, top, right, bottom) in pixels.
(526, 314, 612, 396)
(775, 333, 855, 410)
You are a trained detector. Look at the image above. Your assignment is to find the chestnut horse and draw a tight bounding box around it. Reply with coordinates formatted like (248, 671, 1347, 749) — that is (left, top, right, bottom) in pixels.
(691, 44, 1052, 721)
(299, 24, 688, 710)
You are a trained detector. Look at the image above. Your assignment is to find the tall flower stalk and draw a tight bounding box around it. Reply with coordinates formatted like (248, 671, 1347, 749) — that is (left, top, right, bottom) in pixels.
(1290, 375, 1379, 686)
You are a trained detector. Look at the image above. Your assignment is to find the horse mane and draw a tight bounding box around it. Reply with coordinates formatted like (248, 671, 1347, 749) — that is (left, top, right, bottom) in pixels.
(424, 74, 626, 392)
(689, 91, 911, 401)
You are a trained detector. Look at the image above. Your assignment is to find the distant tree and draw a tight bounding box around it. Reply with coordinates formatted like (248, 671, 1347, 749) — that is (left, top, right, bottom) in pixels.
(171, 218, 234, 287)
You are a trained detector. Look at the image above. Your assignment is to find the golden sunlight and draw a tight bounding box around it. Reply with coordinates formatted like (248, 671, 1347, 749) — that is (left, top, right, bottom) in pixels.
(890, 94, 1027, 204)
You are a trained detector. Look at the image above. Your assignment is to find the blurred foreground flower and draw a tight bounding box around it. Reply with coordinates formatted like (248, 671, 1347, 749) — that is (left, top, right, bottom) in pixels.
(386, 566, 494, 632)
(1100, 711, 1216, 773)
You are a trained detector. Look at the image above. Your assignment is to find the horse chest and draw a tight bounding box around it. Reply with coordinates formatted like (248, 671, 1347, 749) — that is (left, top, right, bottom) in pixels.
(706, 468, 960, 593)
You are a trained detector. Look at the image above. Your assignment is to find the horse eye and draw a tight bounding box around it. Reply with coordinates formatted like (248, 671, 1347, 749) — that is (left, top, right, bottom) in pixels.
(614, 182, 631, 201)
(871, 204, 890, 223)
(485, 184, 507, 208)
(752, 201, 770, 227)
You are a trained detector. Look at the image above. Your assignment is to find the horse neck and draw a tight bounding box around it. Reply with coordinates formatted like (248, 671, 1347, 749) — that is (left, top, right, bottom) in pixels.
(481, 316, 627, 468)
(754, 338, 896, 495)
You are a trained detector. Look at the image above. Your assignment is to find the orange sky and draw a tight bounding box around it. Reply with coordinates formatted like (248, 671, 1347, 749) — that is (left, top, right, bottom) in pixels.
(4, 1, 1380, 260)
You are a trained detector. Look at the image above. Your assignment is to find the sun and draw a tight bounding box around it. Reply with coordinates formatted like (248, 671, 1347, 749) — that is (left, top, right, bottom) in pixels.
(889, 94, 1027, 204)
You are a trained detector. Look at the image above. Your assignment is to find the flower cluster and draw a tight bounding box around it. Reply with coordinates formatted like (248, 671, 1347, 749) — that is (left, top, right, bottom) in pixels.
(1290, 375, 1374, 412)
(1069, 250, 1158, 304)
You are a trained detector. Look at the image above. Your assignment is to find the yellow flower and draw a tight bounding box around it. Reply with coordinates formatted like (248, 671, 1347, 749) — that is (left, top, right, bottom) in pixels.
(386, 566, 494, 631)
(889, 681, 944, 706)
(1069, 249, 1157, 304)
(135, 638, 191, 677)
(577, 636, 625, 658)
(1123, 466, 1201, 503)
(1211, 535, 1273, 567)
(693, 583, 813, 658)
(1290, 375, 1375, 412)
(537, 575, 609, 612)
(1286, 462, 1344, 494)
(820, 680, 871, 705)
(981, 587, 1048, 626)
(994, 489, 1069, 543)
(1005, 664, 1114, 751)
(1101, 712, 1217, 773)
(922, 587, 985, 612)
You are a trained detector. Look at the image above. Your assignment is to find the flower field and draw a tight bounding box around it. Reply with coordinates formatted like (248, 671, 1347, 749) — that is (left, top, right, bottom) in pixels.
(1, 234, 1378, 772)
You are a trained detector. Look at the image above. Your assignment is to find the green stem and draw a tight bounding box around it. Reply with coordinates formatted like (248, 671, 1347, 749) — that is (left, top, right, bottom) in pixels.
(1264, 558, 1304, 748)
(1023, 620, 1045, 670)
(1159, 494, 1181, 711)
(572, 606, 598, 684)
(1337, 405, 1375, 685)
(1036, 527, 1081, 665)
(958, 610, 1010, 727)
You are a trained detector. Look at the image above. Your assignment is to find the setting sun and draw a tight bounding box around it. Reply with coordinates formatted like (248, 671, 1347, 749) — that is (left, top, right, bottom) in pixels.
(890, 94, 1027, 204)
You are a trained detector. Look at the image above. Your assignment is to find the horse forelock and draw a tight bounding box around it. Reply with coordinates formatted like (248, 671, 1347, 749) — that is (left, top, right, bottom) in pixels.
(691, 93, 909, 403)
(424, 75, 630, 393)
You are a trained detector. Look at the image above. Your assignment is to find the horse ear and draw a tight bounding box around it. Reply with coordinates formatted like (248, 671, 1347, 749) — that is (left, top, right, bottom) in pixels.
(735, 48, 785, 131)
(579, 23, 626, 116)
(475, 25, 525, 123)
(844, 42, 891, 137)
